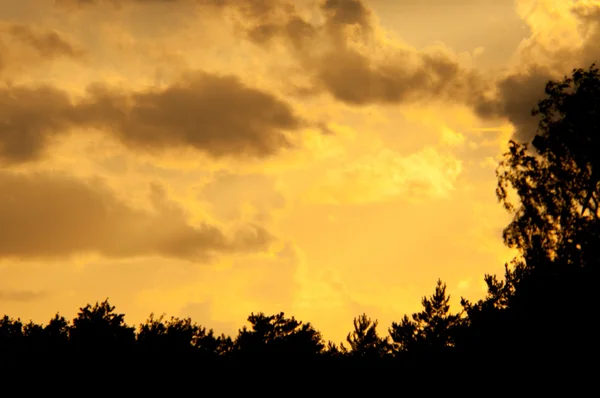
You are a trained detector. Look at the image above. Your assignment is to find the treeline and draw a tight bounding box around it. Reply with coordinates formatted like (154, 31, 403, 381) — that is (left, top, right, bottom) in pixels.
(2, 65, 600, 371)
(0, 264, 596, 369)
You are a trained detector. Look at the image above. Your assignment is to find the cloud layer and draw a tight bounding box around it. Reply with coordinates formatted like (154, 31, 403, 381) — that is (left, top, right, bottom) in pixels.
(0, 171, 272, 260)
(0, 72, 302, 164)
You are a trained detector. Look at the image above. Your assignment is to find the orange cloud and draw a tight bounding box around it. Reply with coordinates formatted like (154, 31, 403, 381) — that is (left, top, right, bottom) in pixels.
(233, 0, 489, 107)
(0, 22, 84, 77)
(0, 289, 46, 302)
(5, 23, 84, 59)
(473, 0, 600, 143)
(306, 147, 462, 204)
(0, 171, 272, 260)
(0, 71, 306, 165)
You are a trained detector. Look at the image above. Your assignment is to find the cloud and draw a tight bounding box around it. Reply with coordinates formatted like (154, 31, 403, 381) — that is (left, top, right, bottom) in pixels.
(0, 71, 303, 165)
(472, 0, 600, 143)
(54, 0, 197, 7)
(0, 289, 46, 302)
(321, 0, 373, 37)
(52, 0, 487, 108)
(472, 65, 558, 143)
(314, 46, 484, 106)
(5, 23, 84, 59)
(198, 171, 286, 223)
(0, 85, 74, 164)
(0, 23, 84, 76)
(96, 72, 301, 158)
(236, 0, 488, 107)
(0, 171, 272, 260)
(306, 147, 462, 204)
(573, 2, 600, 68)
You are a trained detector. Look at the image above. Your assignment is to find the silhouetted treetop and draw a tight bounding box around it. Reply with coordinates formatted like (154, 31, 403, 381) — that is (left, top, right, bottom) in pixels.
(497, 64, 600, 267)
(235, 312, 324, 361)
(70, 298, 135, 353)
(345, 313, 389, 359)
(390, 279, 461, 355)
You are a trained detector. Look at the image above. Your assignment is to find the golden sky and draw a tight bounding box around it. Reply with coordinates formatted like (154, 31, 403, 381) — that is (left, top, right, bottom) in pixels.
(1, 0, 597, 343)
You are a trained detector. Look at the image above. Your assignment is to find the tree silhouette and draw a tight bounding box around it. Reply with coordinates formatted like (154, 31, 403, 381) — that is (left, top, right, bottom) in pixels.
(0, 315, 23, 355)
(345, 313, 390, 362)
(235, 312, 324, 364)
(137, 314, 199, 354)
(70, 298, 135, 356)
(19, 314, 69, 356)
(497, 64, 600, 267)
(468, 64, 600, 365)
(390, 279, 461, 357)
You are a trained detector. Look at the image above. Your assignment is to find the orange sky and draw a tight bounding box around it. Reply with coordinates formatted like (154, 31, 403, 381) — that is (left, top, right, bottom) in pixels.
(0, 0, 597, 343)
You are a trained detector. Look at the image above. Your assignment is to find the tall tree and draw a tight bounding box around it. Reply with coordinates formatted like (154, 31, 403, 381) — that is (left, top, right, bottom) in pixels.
(390, 279, 460, 355)
(496, 64, 600, 267)
(470, 64, 600, 362)
(345, 313, 390, 360)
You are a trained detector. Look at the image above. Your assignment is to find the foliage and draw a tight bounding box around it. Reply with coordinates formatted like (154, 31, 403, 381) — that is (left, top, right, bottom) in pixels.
(390, 279, 460, 355)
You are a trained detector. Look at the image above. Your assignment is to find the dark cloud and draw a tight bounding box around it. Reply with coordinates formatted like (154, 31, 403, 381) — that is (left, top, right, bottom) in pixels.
(54, 0, 235, 10)
(243, 0, 372, 47)
(102, 72, 300, 158)
(0, 85, 75, 164)
(316, 47, 484, 105)
(0, 23, 83, 76)
(321, 0, 372, 33)
(53, 0, 484, 108)
(0, 289, 46, 302)
(0, 71, 302, 165)
(54, 0, 192, 6)
(473, 66, 558, 143)
(471, 2, 600, 144)
(246, 14, 317, 51)
(6, 24, 84, 58)
(0, 171, 272, 260)
(236, 0, 295, 19)
(238, 0, 487, 107)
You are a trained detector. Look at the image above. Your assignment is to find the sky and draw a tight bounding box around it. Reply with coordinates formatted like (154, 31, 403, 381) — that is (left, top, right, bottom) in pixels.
(0, 0, 597, 343)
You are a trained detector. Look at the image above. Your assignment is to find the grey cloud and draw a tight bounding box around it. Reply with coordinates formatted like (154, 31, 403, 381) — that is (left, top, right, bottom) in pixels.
(6, 24, 84, 58)
(105, 72, 299, 158)
(238, 0, 487, 107)
(55, 0, 483, 109)
(473, 66, 558, 143)
(0, 23, 83, 76)
(0, 289, 46, 302)
(0, 85, 75, 164)
(0, 71, 302, 165)
(0, 172, 272, 260)
(321, 0, 372, 32)
(54, 0, 237, 9)
(316, 47, 484, 105)
(471, 2, 600, 143)
(55, 0, 192, 6)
